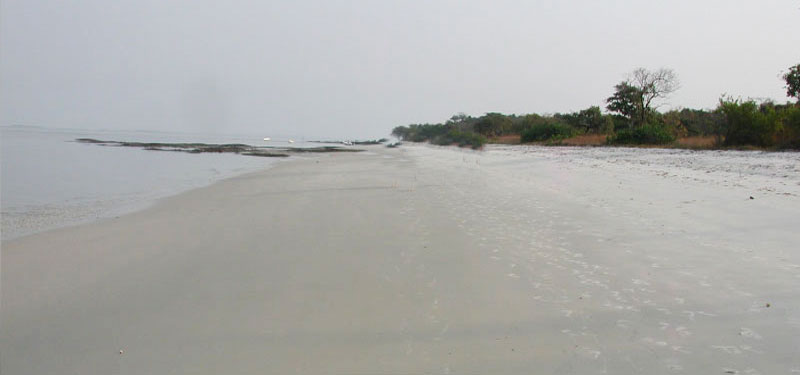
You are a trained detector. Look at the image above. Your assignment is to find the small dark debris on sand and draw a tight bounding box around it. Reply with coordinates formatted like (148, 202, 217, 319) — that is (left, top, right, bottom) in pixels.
(75, 138, 362, 158)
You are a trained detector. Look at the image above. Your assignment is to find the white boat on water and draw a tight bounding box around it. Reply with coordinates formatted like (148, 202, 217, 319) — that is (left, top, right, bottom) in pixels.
(263, 137, 271, 141)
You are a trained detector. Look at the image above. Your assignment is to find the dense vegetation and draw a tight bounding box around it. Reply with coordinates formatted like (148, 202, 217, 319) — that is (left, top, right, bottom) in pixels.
(392, 64, 800, 150)
(520, 122, 576, 143)
(607, 124, 675, 145)
(718, 100, 800, 148)
(390, 123, 487, 149)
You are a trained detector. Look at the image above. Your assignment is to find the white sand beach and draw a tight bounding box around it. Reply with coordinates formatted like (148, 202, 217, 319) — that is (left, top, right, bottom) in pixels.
(2, 144, 800, 374)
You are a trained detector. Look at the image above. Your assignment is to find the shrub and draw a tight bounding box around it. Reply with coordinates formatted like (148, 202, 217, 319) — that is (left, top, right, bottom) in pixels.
(777, 105, 800, 149)
(391, 124, 450, 142)
(600, 115, 616, 135)
(718, 99, 781, 147)
(556, 106, 607, 133)
(520, 122, 577, 142)
(474, 113, 512, 137)
(670, 108, 725, 137)
(516, 114, 556, 134)
(607, 124, 676, 145)
(432, 130, 487, 149)
(662, 110, 689, 138)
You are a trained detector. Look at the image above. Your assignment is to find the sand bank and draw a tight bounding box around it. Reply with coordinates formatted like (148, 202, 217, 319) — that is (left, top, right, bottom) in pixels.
(3, 144, 799, 374)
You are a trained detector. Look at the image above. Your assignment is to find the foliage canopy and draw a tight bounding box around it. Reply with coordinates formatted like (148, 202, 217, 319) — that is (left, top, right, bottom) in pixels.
(784, 64, 800, 102)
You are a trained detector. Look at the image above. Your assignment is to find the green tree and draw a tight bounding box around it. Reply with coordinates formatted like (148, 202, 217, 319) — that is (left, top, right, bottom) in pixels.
(445, 112, 477, 133)
(784, 64, 800, 103)
(474, 113, 512, 136)
(572, 106, 605, 133)
(606, 82, 640, 128)
(557, 107, 607, 133)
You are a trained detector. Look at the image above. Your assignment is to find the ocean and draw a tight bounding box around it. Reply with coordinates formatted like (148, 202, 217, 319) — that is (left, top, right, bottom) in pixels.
(1, 126, 309, 240)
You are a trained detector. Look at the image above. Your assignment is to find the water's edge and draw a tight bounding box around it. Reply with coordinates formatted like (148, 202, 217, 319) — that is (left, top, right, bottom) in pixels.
(1, 127, 318, 241)
(1, 158, 295, 242)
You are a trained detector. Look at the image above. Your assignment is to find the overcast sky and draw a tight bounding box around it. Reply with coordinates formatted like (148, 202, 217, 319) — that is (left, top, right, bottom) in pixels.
(1, 1, 798, 138)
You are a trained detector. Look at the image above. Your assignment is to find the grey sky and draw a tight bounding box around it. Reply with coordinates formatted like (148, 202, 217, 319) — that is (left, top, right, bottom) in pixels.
(1, 1, 798, 139)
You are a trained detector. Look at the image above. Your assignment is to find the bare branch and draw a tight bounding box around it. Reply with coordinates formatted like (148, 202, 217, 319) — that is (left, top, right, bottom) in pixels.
(623, 67, 680, 125)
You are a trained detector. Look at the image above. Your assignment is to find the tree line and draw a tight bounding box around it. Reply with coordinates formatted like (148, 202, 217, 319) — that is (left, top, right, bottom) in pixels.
(392, 64, 800, 150)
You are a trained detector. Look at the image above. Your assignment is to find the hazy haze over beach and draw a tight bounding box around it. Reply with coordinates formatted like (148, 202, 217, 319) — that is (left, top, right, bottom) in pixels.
(2, 1, 799, 137)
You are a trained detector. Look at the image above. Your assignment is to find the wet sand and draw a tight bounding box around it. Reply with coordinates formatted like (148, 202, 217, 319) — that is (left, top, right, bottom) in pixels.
(2, 144, 800, 374)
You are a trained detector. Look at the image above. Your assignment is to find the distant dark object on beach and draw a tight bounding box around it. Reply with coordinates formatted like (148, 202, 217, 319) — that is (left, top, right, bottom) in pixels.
(75, 138, 362, 158)
(310, 138, 388, 145)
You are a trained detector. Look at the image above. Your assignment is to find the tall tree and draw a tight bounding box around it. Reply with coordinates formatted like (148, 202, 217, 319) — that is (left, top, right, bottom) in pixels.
(784, 64, 800, 103)
(607, 68, 680, 127)
(629, 68, 680, 126)
(606, 82, 640, 128)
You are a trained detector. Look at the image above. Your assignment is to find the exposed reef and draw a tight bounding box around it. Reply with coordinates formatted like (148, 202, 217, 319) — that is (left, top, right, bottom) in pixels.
(309, 138, 389, 145)
(75, 138, 363, 157)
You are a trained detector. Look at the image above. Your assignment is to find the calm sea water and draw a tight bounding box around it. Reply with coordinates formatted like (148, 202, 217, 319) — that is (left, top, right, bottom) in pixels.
(1, 126, 311, 240)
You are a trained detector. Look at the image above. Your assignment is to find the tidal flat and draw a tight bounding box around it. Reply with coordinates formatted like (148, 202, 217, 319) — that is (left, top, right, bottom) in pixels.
(2, 144, 799, 374)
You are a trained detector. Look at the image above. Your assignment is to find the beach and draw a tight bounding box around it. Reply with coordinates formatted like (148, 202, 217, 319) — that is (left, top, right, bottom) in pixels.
(2, 144, 800, 374)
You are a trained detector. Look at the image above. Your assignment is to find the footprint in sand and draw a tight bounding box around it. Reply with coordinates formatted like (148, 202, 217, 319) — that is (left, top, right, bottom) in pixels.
(642, 337, 669, 347)
(671, 345, 691, 354)
(739, 327, 762, 340)
(712, 345, 743, 355)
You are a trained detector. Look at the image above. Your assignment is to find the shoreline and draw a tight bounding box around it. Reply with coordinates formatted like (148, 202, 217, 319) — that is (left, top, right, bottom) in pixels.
(9, 141, 792, 243)
(1, 154, 297, 242)
(3, 144, 800, 373)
